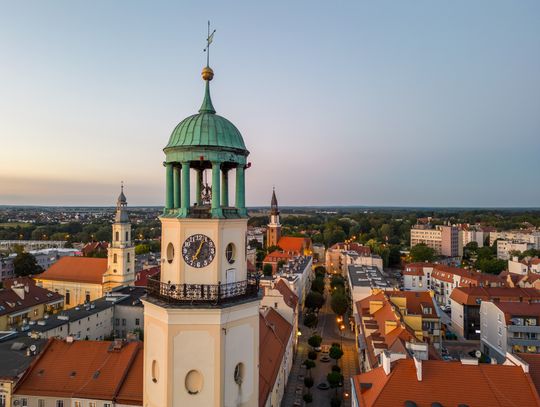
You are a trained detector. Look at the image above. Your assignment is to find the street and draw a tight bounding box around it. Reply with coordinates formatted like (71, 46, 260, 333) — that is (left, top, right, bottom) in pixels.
(281, 279, 359, 407)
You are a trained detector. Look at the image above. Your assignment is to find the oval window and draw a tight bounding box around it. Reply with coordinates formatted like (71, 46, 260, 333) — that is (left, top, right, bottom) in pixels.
(151, 360, 159, 383)
(167, 243, 174, 264)
(225, 243, 236, 264)
(234, 363, 244, 385)
(185, 370, 203, 395)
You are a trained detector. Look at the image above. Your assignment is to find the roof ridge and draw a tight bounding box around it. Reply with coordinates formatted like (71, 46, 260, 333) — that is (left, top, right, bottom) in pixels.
(113, 342, 142, 402)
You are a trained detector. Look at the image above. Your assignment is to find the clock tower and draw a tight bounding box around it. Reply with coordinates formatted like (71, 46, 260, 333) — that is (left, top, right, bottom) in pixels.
(142, 58, 260, 406)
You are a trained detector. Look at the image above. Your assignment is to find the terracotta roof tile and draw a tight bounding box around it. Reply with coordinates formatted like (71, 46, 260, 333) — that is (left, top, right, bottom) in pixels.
(15, 339, 142, 402)
(277, 236, 311, 254)
(353, 358, 540, 407)
(0, 280, 63, 317)
(259, 308, 292, 407)
(450, 287, 540, 306)
(134, 266, 160, 287)
(36, 257, 107, 285)
(275, 279, 298, 309)
(517, 353, 540, 396)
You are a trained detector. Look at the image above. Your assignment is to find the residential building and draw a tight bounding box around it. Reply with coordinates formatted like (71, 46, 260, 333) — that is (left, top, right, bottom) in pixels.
(112, 286, 146, 339)
(259, 307, 294, 407)
(498, 239, 535, 260)
(351, 352, 540, 407)
(0, 278, 63, 330)
(326, 242, 370, 275)
(459, 223, 488, 248)
(35, 188, 135, 308)
(481, 301, 540, 362)
(410, 224, 460, 257)
(311, 243, 325, 263)
(508, 257, 540, 275)
(266, 188, 281, 249)
(262, 251, 292, 274)
(343, 251, 384, 274)
(0, 257, 15, 282)
(450, 286, 540, 339)
(13, 338, 143, 407)
(490, 230, 540, 248)
(402, 263, 505, 306)
(260, 278, 299, 346)
(0, 333, 47, 407)
(348, 265, 391, 306)
(247, 227, 265, 247)
(354, 290, 437, 373)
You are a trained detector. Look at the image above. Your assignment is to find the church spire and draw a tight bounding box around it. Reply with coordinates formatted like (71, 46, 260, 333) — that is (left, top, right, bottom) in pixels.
(115, 182, 129, 223)
(270, 187, 279, 216)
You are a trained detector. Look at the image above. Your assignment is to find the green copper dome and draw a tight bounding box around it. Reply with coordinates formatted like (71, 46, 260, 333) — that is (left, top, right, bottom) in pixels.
(164, 80, 248, 155)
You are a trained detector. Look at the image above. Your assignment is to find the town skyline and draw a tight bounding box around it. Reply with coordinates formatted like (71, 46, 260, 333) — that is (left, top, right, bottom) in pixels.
(1, 1, 539, 207)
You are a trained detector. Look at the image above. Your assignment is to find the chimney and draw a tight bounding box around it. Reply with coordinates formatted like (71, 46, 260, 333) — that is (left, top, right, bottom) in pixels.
(382, 350, 392, 375)
(24, 284, 30, 293)
(413, 356, 422, 381)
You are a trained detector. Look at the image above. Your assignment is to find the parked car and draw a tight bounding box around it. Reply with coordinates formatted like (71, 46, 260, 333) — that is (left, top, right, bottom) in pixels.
(317, 382, 330, 390)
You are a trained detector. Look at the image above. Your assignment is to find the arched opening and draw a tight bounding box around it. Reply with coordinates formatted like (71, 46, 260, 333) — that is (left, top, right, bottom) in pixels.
(166, 243, 174, 264)
(151, 360, 159, 383)
(234, 363, 244, 385)
(113, 254, 117, 263)
(115, 231, 119, 241)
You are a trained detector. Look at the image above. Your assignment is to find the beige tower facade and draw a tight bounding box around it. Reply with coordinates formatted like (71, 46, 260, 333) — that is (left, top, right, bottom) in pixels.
(103, 186, 135, 291)
(143, 62, 260, 407)
(266, 188, 281, 248)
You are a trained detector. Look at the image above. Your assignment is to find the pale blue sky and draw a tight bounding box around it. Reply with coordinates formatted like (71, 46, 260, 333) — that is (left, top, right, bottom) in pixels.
(1, 1, 539, 206)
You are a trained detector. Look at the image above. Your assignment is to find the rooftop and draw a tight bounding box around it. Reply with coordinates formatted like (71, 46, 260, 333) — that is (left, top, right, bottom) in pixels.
(352, 358, 540, 407)
(35, 256, 108, 285)
(0, 335, 47, 379)
(348, 265, 391, 289)
(450, 286, 540, 306)
(0, 278, 63, 318)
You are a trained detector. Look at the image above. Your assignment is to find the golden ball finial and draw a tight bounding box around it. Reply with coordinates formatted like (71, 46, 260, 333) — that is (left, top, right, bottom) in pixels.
(202, 66, 214, 81)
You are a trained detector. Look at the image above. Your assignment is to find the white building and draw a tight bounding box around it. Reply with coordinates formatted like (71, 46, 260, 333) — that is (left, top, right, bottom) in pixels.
(490, 230, 540, 248)
(348, 265, 391, 312)
(497, 240, 534, 260)
(481, 300, 540, 363)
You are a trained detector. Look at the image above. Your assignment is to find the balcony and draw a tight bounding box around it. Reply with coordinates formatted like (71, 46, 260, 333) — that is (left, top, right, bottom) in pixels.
(508, 325, 540, 334)
(508, 337, 540, 347)
(147, 273, 260, 306)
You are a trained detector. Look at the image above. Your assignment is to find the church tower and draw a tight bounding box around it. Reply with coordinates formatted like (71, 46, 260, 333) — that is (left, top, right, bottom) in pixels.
(142, 44, 260, 407)
(266, 187, 281, 248)
(103, 185, 135, 291)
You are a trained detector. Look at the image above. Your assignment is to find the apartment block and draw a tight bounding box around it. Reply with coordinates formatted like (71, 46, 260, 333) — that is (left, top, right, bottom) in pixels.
(410, 224, 460, 257)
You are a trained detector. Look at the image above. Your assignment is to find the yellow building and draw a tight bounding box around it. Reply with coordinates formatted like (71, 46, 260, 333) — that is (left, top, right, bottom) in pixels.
(35, 188, 135, 309)
(0, 277, 64, 330)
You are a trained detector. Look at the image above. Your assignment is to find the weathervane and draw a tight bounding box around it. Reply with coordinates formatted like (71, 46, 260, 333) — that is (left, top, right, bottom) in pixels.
(203, 21, 216, 67)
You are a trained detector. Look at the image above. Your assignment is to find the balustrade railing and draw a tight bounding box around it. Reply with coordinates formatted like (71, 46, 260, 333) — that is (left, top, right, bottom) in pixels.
(147, 273, 259, 305)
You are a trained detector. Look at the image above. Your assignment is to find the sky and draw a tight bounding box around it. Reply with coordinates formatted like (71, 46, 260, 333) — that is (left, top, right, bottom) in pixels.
(0, 1, 539, 207)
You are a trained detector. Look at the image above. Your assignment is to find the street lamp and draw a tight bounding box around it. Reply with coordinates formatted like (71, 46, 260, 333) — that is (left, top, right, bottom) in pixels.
(339, 323, 345, 347)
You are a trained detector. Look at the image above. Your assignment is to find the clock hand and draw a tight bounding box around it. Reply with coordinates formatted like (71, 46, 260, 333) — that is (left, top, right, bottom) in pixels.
(192, 240, 205, 261)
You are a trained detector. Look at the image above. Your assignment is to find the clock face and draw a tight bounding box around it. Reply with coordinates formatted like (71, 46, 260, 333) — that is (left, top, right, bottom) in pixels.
(182, 234, 216, 268)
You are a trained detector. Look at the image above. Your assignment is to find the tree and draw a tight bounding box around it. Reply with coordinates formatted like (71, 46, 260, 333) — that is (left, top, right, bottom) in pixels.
(329, 345, 344, 366)
(311, 278, 325, 294)
(331, 291, 348, 316)
(410, 243, 436, 262)
(477, 258, 506, 274)
(327, 371, 343, 396)
(305, 291, 325, 310)
(262, 263, 273, 276)
(277, 260, 286, 270)
(13, 252, 42, 277)
(303, 313, 318, 329)
(303, 359, 316, 378)
(135, 244, 150, 255)
(314, 266, 326, 278)
(330, 275, 345, 290)
(331, 396, 342, 407)
(388, 245, 402, 266)
(302, 393, 313, 404)
(308, 334, 322, 349)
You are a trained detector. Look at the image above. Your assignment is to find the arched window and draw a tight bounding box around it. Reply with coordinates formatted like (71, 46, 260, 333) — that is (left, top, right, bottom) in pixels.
(127, 253, 130, 263)
(113, 254, 117, 263)
(115, 231, 119, 241)
(125, 231, 129, 241)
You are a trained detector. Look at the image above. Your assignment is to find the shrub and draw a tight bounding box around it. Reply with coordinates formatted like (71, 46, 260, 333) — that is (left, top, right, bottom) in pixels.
(304, 376, 314, 388)
(303, 313, 318, 329)
(331, 365, 341, 373)
(308, 334, 323, 349)
(303, 393, 313, 403)
(308, 350, 317, 360)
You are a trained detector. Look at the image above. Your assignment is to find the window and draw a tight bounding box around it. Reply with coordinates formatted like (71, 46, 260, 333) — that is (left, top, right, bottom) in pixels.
(74, 402, 81, 407)
(85, 291, 90, 303)
(21, 399, 28, 407)
(115, 318, 120, 326)
(34, 308, 39, 316)
(89, 403, 96, 407)
(115, 231, 119, 241)
(113, 253, 117, 263)
(56, 401, 64, 407)
(38, 400, 45, 407)
(135, 318, 140, 326)
(0, 394, 5, 407)
(122, 318, 126, 326)
(104, 404, 112, 407)
(127, 253, 130, 263)
(65, 290, 70, 305)
(125, 231, 129, 241)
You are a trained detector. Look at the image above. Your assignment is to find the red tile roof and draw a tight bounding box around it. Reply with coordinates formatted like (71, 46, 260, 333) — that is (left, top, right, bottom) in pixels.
(494, 302, 540, 323)
(275, 278, 298, 309)
(450, 286, 540, 306)
(36, 257, 107, 285)
(0, 280, 63, 317)
(277, 236, 311, 254)
(134, 266, 160, 287)
(259, 307, 293, 407)
(15, 339, 142, 404)
(517, 353, 540, 396)
(115, 343, 143, 405)
(263, 251, 292, 263)
(353, 358, 540, 407)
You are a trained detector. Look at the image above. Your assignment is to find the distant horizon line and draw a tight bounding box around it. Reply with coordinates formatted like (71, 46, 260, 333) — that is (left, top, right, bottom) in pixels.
(1, 204, 540, 211)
